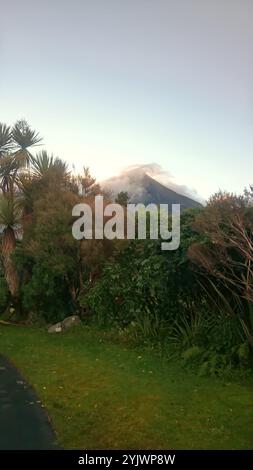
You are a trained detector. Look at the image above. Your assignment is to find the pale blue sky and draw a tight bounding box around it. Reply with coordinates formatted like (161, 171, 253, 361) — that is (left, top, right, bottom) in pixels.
(1, 0, 253, 199)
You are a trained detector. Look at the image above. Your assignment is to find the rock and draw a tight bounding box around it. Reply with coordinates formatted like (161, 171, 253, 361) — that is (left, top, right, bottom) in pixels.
(61, 315, 81, 330)
(48, 322, 63, 333)
(47, 315, 81, 333)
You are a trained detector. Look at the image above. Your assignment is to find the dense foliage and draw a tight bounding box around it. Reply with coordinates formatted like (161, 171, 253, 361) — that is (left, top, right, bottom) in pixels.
(0, 120, 252, 374)
(82, 211, 251, 375)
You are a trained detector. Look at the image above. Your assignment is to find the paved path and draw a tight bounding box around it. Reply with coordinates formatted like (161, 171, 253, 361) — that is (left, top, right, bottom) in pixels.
(0, 354, 58, 449)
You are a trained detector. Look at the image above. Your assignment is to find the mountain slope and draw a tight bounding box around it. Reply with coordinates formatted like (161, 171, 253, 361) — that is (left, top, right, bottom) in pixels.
(102, 169, 202, 210)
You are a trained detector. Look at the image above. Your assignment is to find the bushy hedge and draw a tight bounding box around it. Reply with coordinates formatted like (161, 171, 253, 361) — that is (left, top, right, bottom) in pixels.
(80, 211, 251, 375)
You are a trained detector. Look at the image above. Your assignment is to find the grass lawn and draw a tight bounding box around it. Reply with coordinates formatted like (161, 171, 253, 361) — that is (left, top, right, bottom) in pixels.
(0, 323, 252, 450)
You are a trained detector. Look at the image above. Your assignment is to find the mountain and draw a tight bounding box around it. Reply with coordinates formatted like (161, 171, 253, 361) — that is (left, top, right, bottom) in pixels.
(101, 168, 202, 210)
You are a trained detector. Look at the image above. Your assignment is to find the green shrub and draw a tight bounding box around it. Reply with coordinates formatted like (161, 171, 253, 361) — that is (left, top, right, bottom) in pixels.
(78, 210, 252, 375)
(21, 261, 74, 323)
(0, 276, 10, 314)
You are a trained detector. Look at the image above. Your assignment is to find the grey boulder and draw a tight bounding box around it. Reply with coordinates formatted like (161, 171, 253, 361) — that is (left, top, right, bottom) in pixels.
(62, 315, 81, 330)
(48, 315, 81, 333)
(47, 322, 63, 333)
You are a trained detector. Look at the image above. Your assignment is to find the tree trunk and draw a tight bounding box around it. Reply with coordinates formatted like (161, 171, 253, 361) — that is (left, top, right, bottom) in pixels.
(1, 227, 19, 299)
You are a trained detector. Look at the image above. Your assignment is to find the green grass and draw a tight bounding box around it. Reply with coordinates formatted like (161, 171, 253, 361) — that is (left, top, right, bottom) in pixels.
(0, 323, 252, 449)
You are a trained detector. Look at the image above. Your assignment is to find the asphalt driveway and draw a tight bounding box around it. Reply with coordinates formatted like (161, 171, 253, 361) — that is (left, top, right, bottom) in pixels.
(0, 354, 58, 450)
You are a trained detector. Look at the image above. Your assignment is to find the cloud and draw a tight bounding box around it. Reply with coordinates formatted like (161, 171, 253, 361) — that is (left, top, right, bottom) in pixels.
(101, 162, 204, 203)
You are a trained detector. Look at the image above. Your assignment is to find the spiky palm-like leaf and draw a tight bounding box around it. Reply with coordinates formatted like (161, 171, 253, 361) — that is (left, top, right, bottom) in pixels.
(0, 154, 21, 194)
(0, 123, 13, 157)
(16, 173, 34, 215)
(12, 119, 42, 149)
(0, 195, 23, 229)
(31, 151, 70, 182)
(12, 119, 42, 167)
(52, 157, 70, 181)
(30, 150, 54, 177)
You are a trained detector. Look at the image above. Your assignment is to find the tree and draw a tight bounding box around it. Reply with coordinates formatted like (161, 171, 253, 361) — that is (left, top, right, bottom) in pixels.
(188, 191, 253, 348)
(115, 191, 130, 206)
(0, 197, 22, 299)
(0, 120, 42, 307)
(73, 166, 101, 197)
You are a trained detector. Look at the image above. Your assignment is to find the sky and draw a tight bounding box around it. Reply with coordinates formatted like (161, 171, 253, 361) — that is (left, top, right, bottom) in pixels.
(1, 0, 253, 200)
